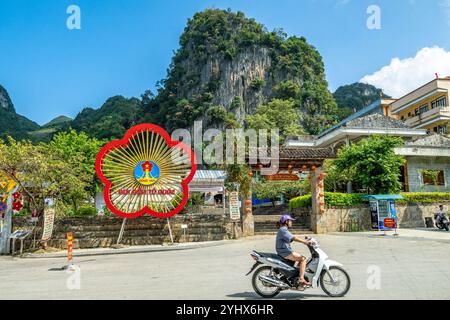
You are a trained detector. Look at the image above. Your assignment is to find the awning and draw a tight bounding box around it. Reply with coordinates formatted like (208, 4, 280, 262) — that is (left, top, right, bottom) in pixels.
(362, 195, 405, 201)
(189, 170, 227, 193)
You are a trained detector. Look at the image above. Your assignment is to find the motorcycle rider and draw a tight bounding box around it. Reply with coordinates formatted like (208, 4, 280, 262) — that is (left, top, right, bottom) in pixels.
(276, 214, 311, 288)
(436, 205, 446, 225)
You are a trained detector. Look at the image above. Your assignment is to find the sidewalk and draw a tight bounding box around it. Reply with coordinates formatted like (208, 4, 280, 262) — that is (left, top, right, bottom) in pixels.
(332, 228, 450, 243)
(19, 239, 233, 259)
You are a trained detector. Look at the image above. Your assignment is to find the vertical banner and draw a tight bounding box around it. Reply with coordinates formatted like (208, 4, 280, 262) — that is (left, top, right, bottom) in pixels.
(67, 232, 73, 265)
(229, 191, 241, 221)
(42, 207, 55, 242)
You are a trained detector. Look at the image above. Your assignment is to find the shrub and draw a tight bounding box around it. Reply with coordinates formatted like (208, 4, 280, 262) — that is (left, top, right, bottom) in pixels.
(290, 193, 366, 210)
(250, 78, 265, 91)
(231, 96, 242, 110)
(188, 192, 205, 206)
(324, 193, 366, 207)
(289, 192, 450, 210)
(399, 193, 450, 204)
(289, 195, 312, 210)
(76, 205, 97, 216)
(207, 106, 228, 123)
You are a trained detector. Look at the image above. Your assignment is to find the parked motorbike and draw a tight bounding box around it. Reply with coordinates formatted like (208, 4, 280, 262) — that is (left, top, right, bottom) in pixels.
(435, 213, 449, 231)
(246, 237, 351, 298)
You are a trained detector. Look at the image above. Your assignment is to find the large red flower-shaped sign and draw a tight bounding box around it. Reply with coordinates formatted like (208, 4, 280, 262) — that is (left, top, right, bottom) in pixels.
(95, 124, 196, 219)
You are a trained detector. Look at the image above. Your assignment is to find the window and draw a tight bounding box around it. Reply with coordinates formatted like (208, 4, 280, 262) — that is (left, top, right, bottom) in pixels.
(422, 170, 445, 186)
(437, 125, 448, 134)
(415, 104, 429, 116)
(431, 96, 447, 109)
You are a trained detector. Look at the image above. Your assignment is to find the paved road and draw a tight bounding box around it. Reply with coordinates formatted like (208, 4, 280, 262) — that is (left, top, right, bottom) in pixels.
(1, 230, 450, 300)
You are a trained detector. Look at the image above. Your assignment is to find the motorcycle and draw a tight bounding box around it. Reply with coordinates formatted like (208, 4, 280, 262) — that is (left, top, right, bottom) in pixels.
(435, 213, 449, 231)
(246, 237, 351, 298)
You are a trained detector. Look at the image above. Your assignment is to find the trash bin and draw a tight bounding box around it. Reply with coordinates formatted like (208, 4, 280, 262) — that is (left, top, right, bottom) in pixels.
(425, 217, 434, 228)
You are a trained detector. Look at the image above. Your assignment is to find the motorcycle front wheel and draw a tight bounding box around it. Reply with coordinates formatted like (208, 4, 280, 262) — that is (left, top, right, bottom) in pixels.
(252, 266, 282, 299)
(320, 266, 351, 298)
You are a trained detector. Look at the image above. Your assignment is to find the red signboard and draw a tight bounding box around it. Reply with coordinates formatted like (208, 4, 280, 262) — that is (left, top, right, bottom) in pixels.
(264, 174, 299, 181)
(384, 218, 397, 229)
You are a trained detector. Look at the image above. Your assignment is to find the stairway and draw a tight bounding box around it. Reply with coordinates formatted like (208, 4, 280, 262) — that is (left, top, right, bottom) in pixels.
(254, 215, 313, 235)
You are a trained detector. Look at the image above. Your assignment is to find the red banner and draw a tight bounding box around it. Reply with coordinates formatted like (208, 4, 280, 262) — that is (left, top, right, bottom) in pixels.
(264, 174, 299, 181)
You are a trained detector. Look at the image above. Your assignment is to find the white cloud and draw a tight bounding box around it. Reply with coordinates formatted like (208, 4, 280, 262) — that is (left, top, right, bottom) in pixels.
(360, 46, 450, 98)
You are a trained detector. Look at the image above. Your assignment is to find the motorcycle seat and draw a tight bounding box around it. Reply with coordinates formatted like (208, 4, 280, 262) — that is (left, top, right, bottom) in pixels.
(254, 251, 296, 267)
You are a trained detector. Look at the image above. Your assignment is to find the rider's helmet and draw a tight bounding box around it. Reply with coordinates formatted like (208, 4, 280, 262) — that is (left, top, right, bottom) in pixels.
(279, 214, 296, 225)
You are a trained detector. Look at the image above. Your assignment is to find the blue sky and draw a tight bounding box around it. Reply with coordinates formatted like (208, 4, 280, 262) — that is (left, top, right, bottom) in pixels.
(0, 0, 449, 125)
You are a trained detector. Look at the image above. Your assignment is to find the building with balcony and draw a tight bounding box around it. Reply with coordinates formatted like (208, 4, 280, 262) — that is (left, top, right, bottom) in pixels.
(390, 78, 450, 133)
(285, 113, 427, 152)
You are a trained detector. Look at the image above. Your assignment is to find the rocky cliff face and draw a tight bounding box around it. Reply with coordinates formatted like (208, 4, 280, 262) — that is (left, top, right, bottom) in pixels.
(150, 9, 338, 134)
(178, 46, 273, 123)
(0, 85, 14, 112)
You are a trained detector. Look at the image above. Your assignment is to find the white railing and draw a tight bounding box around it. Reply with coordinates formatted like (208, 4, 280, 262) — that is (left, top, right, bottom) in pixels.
(404, 106, 450, 127)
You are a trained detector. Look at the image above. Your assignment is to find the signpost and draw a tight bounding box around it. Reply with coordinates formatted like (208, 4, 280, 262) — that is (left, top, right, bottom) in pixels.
(31, 210, 39, 249)
(10, 230, 32, 256)
(229, 191, 241, 221)
(181, 224, 188, 242)
(116, 219, 127, 246)
(67, 232, 73, 266)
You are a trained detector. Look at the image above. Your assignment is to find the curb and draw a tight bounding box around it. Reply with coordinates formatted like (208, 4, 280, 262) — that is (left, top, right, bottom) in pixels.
(328, 231, 450, 244)
(20, 240, 233, 259)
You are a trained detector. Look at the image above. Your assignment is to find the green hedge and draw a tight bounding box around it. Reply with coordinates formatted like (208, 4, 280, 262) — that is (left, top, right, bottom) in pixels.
(76, 205, 97, 216)
(289, 192, 450, 210)
(289, 193, 366, 210)
(399, 193, 450, 204)
(289, 195, 312, 210)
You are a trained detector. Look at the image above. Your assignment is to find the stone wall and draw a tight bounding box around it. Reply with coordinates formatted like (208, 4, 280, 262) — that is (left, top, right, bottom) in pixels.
(395, 203, 442, 228)
(293, 206, 371, 233)
(293, 201, 449, 233)
(13, 213, 241, 250)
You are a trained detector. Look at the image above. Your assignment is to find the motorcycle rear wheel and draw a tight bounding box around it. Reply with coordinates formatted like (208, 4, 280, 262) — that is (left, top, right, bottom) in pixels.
(252, 266, 282, 299)
(320, 266, 351, 298)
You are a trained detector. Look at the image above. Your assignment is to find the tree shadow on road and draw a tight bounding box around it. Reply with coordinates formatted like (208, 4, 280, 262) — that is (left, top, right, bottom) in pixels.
(227, 291, 330, 300)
